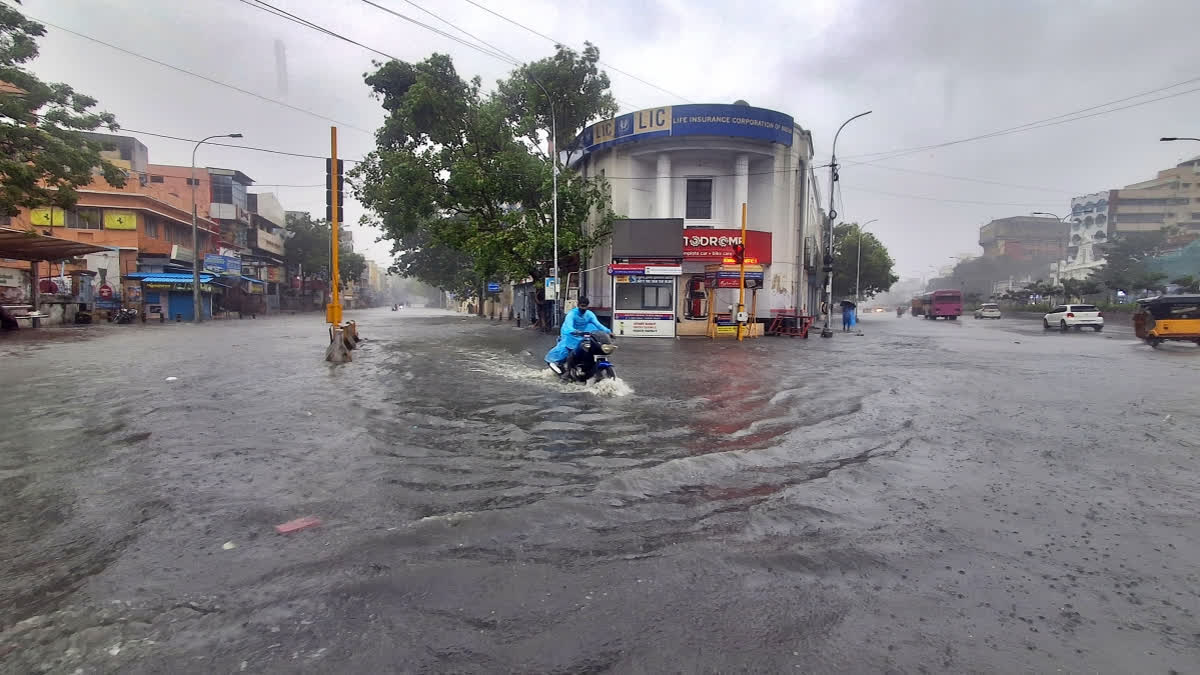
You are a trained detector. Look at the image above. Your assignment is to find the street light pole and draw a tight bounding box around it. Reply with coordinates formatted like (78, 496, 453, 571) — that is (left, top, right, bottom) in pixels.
(821, 110, 872, 338)
(191, 133, 242, 323)
(1031, 211, 1067, 287)
(527, 73, 559, 328)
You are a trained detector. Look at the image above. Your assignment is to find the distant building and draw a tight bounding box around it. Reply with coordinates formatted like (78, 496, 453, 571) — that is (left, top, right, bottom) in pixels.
(1054, 192, 1111, 282)
(978, 215, 1067, 262)
(1111, 156, 1200, 235)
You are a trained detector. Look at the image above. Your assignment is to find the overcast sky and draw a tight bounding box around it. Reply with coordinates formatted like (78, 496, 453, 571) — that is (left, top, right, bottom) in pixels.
(18, 0, 1200, 276)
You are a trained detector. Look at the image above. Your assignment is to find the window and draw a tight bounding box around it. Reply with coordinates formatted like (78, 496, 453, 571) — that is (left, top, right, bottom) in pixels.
(150, 175, 164, 183)
(186, 178, 200, 186)
(615, 277, 674, 310)
(642, 284, 672, 309)
(65, 207, 102, 229)
(685, 178, 713, 219)
(211, 175, 232, 203)
(144, 218, 159, 239)
(231, 180, 247, 211)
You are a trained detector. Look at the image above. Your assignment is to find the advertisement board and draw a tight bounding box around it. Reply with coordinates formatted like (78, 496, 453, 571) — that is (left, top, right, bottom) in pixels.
(582, 104, 794, 155)
(203, 253, 242, 276)
(614, 311, 674, 337)
(683, 229, 772, 263)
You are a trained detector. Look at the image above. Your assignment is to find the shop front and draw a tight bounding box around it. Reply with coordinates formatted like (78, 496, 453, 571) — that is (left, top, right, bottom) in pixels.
(126, 272, 218, 321)
(606, 218, 685, 338)
(677, 228, 772, 336)
(610, 264, 682, 337)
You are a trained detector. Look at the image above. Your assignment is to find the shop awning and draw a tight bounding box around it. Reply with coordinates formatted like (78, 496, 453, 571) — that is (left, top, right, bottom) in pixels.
(0, 227, 112, 261)
(240, 276, 265, 284)
(125, 273, 217, 283)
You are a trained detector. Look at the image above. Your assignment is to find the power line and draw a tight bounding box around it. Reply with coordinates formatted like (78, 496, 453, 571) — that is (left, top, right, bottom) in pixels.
(357, 0, 517, 65)
(843, 74, 1200, 163)
(30, 14, 375, 135)
(116, 126, 361, 162)
(360, 0, 643, 111)
(459, 0, 695, 104)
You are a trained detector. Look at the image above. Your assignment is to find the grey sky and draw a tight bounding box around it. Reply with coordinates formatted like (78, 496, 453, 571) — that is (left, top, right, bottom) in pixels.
(18, 0, 1200, 276)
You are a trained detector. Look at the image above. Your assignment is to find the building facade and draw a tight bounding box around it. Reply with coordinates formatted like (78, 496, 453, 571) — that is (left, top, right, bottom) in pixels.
(574, 103, 824, 337)
(1050, 192, 1111, 282)
(1111, 157, 1200, 235)
(979, 215, 1067, 262)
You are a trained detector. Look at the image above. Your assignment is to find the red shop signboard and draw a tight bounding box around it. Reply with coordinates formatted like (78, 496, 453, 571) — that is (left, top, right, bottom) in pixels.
(682, 228, 772, 264)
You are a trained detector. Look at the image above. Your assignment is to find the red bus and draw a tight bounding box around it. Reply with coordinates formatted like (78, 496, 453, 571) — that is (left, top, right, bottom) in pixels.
(921, 289, 963, 320)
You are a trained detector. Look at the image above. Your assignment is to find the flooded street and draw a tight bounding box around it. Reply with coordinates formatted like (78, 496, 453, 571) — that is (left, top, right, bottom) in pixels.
(2, 309, 1198, 673)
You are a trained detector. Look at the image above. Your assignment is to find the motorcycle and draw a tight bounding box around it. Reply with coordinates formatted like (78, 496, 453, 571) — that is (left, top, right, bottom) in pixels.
(551, 331, 617, 384)
(114, 307, 139, 324)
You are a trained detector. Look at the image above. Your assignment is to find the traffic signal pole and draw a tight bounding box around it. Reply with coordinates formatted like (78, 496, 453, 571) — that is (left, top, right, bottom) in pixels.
(327, 127, 342, 327)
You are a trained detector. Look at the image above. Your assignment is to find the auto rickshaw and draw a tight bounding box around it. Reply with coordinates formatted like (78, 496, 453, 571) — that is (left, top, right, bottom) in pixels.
(1133, 294, 1200, 348)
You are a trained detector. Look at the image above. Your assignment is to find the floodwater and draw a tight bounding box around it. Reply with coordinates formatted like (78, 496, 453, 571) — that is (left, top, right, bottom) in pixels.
(1, 309, 1198, 673)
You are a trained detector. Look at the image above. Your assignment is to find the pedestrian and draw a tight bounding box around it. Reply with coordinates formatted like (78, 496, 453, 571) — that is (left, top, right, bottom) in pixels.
(842, 304, 853, 332)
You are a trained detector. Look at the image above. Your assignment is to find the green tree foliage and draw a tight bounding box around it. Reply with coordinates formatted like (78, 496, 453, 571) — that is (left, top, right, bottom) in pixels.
(1170, 275, 1199, 293)
(1090, 229, 1173, 293)
(388, 221, 481, 299)
(284, 211, 364, 283)
(832, 222, 898, 299)
(351, 45, 618, 296)
(0, 1, 125, 216)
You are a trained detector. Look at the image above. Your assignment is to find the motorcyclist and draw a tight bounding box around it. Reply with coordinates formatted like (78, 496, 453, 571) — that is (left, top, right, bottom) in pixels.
(545, 296, 612, 376)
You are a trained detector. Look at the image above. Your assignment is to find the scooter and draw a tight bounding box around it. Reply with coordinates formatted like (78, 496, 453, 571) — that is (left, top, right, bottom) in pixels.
(550, 331, 617, 384)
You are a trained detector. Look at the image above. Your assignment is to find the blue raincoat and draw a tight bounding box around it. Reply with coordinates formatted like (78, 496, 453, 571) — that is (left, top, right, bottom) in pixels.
(545, 308, 611, 364)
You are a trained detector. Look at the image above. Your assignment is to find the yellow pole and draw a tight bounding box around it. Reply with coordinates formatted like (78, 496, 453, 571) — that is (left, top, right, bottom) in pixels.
(737, 202, 747, 341)
(328, 126, 342, 326)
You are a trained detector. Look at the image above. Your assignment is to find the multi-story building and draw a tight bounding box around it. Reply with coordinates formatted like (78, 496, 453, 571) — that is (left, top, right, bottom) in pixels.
(2, 134, 224, 318)
(978, 215, 1068, 262)
(575, 102, 825, 337)
(1111, 156, 1200, 235)
(246, 192, 287, 311)
(1053, 192, 1112, 282)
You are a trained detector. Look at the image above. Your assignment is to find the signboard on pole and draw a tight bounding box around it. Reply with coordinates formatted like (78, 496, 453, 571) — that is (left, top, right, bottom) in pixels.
(544, 277, 557, 300)
(487, 282, 501, 293)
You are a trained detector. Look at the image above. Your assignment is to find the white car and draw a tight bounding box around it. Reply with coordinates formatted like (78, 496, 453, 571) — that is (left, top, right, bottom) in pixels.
(1043, 304, 1104, 332)
(974, 303, 1001, 319)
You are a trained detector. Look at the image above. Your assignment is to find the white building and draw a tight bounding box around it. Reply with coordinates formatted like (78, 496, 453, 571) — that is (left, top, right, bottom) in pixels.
(1053, 192, 1110, 282)
(574, 102, 825, 337)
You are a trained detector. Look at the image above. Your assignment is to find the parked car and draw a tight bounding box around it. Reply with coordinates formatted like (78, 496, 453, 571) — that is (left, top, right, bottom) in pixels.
(974, 303, 1002, 319)
(1043, 304, 1103, 332)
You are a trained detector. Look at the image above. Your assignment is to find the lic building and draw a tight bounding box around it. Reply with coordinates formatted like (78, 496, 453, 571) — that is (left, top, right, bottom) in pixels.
(573, 102, 826, 337)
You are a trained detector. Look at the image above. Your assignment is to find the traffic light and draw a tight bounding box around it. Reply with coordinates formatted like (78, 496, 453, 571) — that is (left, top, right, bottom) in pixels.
(325, 158, 344, 224)
(732, 243, 746, 265)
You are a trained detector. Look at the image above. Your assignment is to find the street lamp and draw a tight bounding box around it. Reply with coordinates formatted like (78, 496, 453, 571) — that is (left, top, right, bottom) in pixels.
(821, 110, 873, 338)
(1032, 211, 1067, 286)
(1160, 137, 1200, 142)
(192, 133, 242, 323)
(526, 73, 559, 328)
(854, 218, 879, 306)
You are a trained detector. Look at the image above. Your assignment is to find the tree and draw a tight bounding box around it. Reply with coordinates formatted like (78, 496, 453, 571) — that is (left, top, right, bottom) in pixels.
(283, 211, 363, 284)
(0, 1, 125, 216)
(1170, 275, 1199, 293)
(831, 222, 898, 299)
(1090, 229, 1173, 293)
(388, 221, 481, 299)
(351, 46, 619, 323)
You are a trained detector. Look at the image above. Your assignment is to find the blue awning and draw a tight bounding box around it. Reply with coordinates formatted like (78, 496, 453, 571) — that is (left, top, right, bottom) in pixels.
(241, 276, 265, 284)
(125, 273, 217, 283)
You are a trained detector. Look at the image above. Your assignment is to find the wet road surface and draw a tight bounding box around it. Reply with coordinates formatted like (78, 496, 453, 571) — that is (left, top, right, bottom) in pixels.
(2, 309, 1198, 673)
